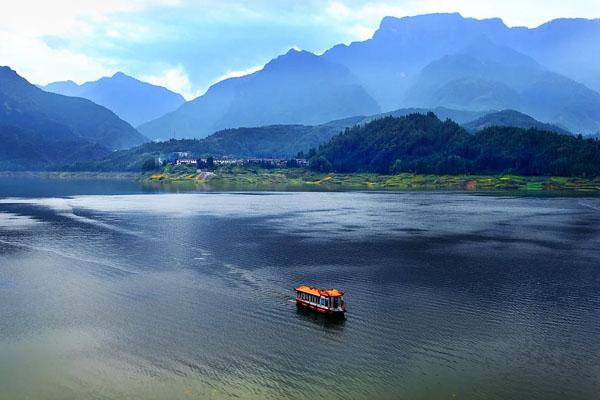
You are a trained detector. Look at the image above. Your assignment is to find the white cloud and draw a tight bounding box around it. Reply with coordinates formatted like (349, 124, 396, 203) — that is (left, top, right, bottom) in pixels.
(0, 31, 114, 85)
(2, 0, 600, 93)
(349, 25, 377, 41)
(141, 66, 200, 100)
(327, 1, 352, 18)
(214, 65, 264, 84)
(0, 0, 183, 85)
(0, 0, 184, 37)
(323, 1, 410, 42)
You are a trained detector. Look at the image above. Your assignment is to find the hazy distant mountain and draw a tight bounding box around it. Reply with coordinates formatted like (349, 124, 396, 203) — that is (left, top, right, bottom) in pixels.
(136, 13, 600, 140)
(341, 106, 489, 127)
(0, 125, 110, 170)
(42, 80, 80, 96)
(0, 66, 146, 152)
(75, 106, 562, 172)
(507, 18, 600, 94)
(324, 13, 600, 110)
(404, 40, 600, 134)
(139, 49, 380, 140)
(323, 13, 511, 110)
(463, 110, 570, 135)
(44, 72, 185, 127)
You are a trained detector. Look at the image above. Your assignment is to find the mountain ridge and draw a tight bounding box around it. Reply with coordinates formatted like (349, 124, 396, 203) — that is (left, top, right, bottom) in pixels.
(140, 13, 600, 139)
(69, 108, 569, 172)
(0, 66, 148, 170)
(139, 49, 380, 140)
(43, 72, 186, 127)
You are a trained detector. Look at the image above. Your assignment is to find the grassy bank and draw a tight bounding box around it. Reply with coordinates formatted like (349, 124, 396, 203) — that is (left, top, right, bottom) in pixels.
(140, 166, 600, 192)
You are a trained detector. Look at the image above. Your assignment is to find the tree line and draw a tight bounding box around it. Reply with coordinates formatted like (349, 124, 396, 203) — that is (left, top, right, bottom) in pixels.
(309, 113, 600, 177)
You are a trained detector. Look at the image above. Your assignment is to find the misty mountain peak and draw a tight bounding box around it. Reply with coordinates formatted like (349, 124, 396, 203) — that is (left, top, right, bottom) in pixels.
(379, 13, 463, 31)
(44, 72, 185, 126)
(375, 13, 508, 39)
(111, 71, 135, 81)
(0, 66, 21, 81)
(263, 49, 321, 71)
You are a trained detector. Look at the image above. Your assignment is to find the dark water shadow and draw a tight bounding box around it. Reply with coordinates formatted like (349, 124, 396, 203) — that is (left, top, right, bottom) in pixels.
(294, 306, 346, 332)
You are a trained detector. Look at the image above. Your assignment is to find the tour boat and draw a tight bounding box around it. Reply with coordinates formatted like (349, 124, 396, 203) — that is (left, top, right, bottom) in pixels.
(295, 285, 346, 317)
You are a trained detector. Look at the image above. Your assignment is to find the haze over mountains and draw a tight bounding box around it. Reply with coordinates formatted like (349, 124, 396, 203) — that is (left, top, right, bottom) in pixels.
(2, 12, 600, 171)
(43, 72, 185, 127)
(324, 13, 600, 106)
(139, 13, 600, 139)
(139, 49, 380, 140)
(71, 107, 569, 172)
(0, 66, 146, 169)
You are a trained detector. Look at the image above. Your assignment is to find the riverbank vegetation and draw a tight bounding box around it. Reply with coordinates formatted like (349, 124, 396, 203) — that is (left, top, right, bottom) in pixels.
(140, 164, 600, 192)
(312, 113, 600, 177)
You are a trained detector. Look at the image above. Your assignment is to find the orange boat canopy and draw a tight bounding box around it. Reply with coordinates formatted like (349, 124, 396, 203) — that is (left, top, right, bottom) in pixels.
(296, 285, 344, 297)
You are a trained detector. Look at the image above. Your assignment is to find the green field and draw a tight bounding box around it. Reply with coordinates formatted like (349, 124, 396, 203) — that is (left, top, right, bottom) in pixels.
(139, 165, 600, 192)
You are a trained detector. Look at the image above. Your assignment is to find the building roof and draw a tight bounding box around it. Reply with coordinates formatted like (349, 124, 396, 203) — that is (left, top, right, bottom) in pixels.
(295, 285, 344, 297)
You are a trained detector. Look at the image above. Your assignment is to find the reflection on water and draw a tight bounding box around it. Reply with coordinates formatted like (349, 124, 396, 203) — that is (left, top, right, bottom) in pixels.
(294, 305, 347, 329)
(0, 178, 599, 400)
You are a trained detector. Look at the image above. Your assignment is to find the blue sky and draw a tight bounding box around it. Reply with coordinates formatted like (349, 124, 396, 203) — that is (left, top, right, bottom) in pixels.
(1, 0, 600, 99)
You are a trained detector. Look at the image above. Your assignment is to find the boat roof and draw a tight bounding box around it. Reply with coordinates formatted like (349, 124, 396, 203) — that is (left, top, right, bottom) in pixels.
(295, 285, 344, 297)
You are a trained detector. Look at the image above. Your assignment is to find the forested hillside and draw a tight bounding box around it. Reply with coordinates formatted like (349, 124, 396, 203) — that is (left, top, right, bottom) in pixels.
(312, 113, 600, 176)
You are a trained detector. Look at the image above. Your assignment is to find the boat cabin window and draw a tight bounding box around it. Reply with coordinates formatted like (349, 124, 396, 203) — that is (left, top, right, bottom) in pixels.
(332, 297, 340, 308)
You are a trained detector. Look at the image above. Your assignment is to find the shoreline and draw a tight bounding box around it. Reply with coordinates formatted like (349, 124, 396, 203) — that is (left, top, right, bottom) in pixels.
(140, 169, 600, 192)
(2, 169, 600, 193)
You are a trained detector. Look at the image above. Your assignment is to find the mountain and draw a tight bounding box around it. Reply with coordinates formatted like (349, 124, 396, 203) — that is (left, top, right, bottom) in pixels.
(72, 107, 564, 172)
(43, 72, 185, 127)
(342, 106, 489, 127)
(507, 18, 600, 93)
(404, 40, 600, 134)
(463, 110, 570, 135)
(323, 13, 511, 110)
(138, 14, 600, 140)
(67, 124, 342, 171)
(0, 66, 146, 154)
(314, 113, 470, 174)
(138, 49, 380, 140)
(324, 13, 600, 108)
(41, 80, 80, 96)
(313, 113, 600, 177)
(0, 125, 110, 170)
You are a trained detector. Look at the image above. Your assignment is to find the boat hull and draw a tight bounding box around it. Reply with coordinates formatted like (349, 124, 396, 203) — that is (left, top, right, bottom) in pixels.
(295, 298, 346, 317)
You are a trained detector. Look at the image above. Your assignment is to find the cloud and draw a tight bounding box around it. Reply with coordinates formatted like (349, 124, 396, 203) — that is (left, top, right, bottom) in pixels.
(214, 65, 264, 84)
(2, 0, 600, 94)
(0, 0, 183, 37)
(322, 1, 410, 42)
(141, 66, 201, 100)
(0, 0, 184, 85)
(0, 31, 114, 85)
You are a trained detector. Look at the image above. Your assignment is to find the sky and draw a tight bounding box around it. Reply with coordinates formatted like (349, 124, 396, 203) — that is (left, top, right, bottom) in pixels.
(1, 0, 600, 100)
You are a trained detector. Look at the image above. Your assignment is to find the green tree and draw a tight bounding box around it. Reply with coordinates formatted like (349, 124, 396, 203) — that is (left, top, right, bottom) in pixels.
(310, 156, 332, 172)
(206, 156, 215, 170)
(390, 159, 402, 174)
(141, 158, 157, 171)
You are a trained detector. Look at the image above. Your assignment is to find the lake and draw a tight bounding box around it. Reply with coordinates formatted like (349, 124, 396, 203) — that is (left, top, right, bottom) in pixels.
(0, 177, 599, 399)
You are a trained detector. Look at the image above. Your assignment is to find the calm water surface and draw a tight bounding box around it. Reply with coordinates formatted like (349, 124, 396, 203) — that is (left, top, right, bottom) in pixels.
(0, 178, 599, 399)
